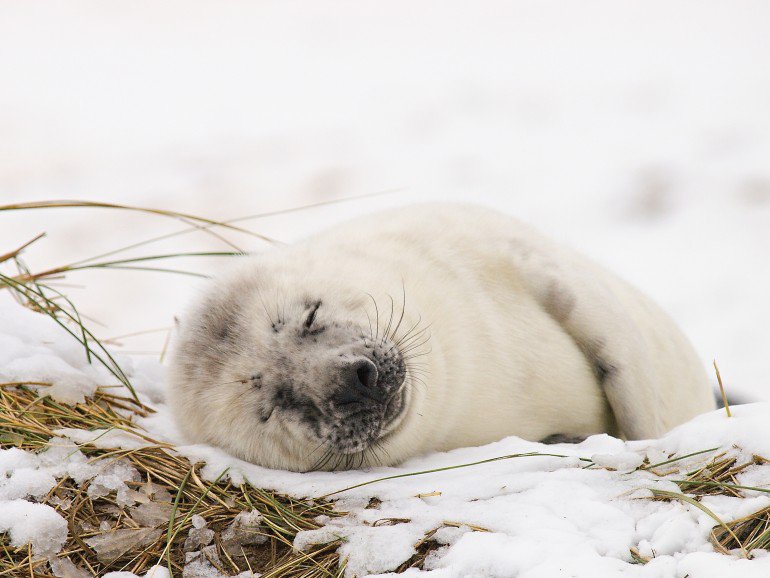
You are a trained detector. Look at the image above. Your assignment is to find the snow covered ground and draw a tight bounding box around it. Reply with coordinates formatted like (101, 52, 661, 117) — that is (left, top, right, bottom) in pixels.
(4, 288, 770, 577)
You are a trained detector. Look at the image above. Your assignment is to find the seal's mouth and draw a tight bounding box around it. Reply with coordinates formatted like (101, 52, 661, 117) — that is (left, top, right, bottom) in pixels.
(325, 380, 407, 454)
(322, 348, 408, 454)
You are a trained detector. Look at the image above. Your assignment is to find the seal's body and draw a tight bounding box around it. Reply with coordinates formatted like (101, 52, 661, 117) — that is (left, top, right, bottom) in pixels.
(168, 204, 714, 471)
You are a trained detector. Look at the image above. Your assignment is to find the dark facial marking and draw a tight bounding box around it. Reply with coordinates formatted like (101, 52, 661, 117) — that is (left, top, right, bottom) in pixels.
(301, 300, 325, 336)
(303, 300, 322, 328)
(272, 385, 323, 435)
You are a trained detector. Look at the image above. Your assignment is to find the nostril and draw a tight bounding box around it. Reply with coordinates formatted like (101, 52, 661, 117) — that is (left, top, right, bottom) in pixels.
(356, 360, 378, 389)
(334, 358, 381, 407)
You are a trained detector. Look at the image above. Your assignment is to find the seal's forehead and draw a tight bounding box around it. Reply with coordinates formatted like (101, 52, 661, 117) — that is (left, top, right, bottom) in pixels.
(206, 252, 374, 323)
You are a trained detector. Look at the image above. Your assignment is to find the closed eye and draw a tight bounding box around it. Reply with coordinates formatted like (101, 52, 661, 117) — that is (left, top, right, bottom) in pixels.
(303, 300, 322, 329)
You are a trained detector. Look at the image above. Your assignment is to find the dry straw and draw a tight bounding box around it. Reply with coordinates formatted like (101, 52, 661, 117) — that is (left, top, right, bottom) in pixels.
(0, 382, 344, 577)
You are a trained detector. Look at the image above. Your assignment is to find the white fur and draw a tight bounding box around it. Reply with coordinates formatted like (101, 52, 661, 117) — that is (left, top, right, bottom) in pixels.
(168, 203, 714, 470)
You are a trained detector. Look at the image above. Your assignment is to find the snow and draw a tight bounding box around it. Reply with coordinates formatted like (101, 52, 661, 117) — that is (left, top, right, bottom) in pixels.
(0, 499, 68, 556)
(0, 301, 105, 404)
(4, 299, 770, 575)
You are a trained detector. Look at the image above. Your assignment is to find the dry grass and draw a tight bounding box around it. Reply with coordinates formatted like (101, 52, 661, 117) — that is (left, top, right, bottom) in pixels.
(643, 450, 770, 558)
(711, 505, 770, 554)
(395, 522, 489, 573)
(676, 452, 763, 497)
(675, 452, 770, 556)
(0, 383, 344, 578)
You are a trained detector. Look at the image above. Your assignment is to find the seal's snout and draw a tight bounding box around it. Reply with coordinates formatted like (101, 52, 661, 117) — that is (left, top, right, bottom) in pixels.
(334, 358, 382, 407)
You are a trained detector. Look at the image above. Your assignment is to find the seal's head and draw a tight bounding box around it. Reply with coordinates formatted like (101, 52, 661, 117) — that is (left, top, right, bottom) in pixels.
(168, 253, 416, 471)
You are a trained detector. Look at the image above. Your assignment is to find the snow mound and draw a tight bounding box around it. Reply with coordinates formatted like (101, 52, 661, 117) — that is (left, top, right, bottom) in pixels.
(0, 499, 68, 556)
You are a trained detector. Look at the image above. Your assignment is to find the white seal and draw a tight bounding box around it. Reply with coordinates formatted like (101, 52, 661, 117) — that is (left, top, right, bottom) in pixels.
(168, 203, 714, 471)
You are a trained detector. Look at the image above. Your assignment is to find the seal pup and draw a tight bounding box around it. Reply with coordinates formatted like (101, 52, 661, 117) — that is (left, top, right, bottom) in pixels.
(168, 203, 715, 471)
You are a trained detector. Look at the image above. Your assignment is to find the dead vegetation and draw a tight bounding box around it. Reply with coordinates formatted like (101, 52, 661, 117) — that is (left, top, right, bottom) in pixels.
(711, 504, 770, 553)
(0, 382, 344, 577)
(642, 449, 770, 560)
(395, 522, 489, 573)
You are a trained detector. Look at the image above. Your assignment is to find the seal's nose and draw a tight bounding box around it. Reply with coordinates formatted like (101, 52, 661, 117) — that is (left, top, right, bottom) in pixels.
(333, 358, 382, 406)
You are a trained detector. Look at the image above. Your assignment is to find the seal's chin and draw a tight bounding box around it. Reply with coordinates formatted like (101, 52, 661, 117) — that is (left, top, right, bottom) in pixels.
(327, 382, 408, 455)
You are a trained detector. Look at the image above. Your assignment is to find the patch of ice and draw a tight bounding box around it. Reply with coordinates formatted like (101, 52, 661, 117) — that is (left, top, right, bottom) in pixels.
(130, 500, 173, 527)
(184, 515, 215, 552)
(102, 568, 171, 578)
(677, 552, 770, 578)
(338, 524, 425, 576)
(183, 545, 227, 578)
(0, 448, 37, 475)
(221, 510, 267, 555)
(49, 556, 93, 578)
(0, 354, 98, 404)
(85, 527, 163, 563)
(38, 437, 97, 483)
(57, 427, 149, 451)
(86, 459, 142, 507)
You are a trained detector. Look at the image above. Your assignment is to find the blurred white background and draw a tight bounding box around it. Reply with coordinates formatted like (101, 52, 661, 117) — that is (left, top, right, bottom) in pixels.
(1, 1, 768, 399)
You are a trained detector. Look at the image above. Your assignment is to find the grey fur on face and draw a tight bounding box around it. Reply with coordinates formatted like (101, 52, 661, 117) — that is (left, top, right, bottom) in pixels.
(172, 275, 409, 468)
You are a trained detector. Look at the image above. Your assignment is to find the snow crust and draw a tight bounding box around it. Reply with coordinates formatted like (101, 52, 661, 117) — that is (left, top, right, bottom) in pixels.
(3, 298, 770, 576)
(0, 499, 68, 556)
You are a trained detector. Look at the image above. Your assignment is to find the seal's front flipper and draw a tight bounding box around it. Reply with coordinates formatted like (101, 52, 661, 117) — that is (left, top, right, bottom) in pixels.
(513, 243, 667, 440)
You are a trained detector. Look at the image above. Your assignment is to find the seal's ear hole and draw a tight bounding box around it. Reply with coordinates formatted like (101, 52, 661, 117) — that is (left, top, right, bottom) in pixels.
(303, 301, 322, 329)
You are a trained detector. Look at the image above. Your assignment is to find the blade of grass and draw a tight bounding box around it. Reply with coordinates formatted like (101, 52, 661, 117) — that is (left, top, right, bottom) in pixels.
(0, 233, 46, 264)
(10, 251, 241, 285)
(164, 467, 193, 577)
(319, 452, 592, 499)
(159, 468, 229, 578)
(714, 360, 732, 418)
(0, 200, 275, 243)
(672, 479, 770, 495)
(651, 488, 747, 557)
(60, 189, 400, 270)
(639, 447, 721, 471)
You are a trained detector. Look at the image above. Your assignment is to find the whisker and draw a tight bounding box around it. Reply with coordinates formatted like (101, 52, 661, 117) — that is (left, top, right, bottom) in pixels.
(383, 293, 395, 345)
(374, 439, 392, 463)
(401, 338, 432, 356)
(403, 350, 432, 361)
(313, 447, 335, 472)
(389, 278, 407, 343)
(399, 322, 432, 344)
(394, 315, 422, 346)
(365, 292, 380, 342)
(361, 304, 374, 341)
